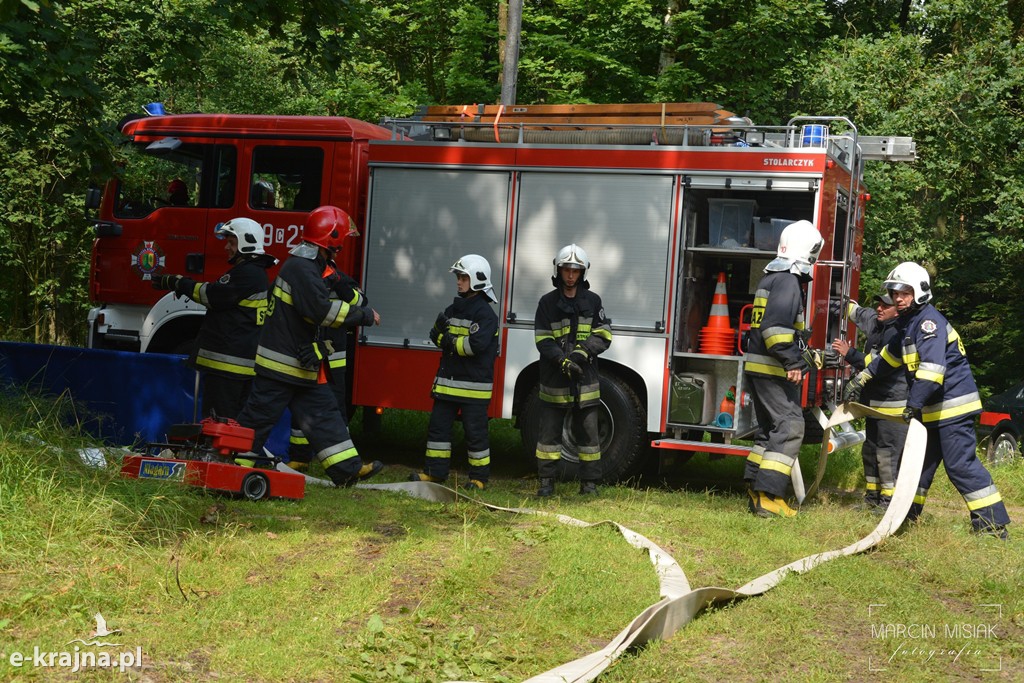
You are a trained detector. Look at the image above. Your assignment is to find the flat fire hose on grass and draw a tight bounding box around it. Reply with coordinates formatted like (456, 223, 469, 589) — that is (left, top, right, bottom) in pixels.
(277, 403, 927, 683)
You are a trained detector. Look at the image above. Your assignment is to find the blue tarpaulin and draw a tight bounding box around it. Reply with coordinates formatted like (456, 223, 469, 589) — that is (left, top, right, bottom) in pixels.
(0, 342, 289, 452)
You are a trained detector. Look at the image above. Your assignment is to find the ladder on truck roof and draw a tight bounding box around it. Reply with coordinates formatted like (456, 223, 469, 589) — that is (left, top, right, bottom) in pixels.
(384, 102, 917, 162)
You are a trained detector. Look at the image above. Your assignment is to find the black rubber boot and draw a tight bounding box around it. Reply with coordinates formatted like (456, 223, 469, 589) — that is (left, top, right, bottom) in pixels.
(536, 478, 555, 497)
(327, 460, 384, 487)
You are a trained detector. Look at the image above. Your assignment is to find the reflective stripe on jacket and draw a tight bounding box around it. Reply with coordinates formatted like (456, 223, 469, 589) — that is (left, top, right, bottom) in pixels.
(432, 292, 499, 404)
(744, 271, 806, 379)
(534, 286, 612, 408)
(176, 257, 272, 379)
(862, 303, 981, 423)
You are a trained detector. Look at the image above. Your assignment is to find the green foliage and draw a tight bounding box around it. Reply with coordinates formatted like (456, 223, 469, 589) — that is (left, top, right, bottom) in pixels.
(654, 0, 831, 121)
(801, 0, 1024, 391)
(3, 0, 1024, 397)
(517, 0, 662, 103)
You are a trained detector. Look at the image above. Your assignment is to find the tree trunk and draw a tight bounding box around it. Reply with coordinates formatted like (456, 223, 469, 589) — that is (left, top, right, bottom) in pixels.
(659, 0, 684, 74)
(498, 0, 508, 94)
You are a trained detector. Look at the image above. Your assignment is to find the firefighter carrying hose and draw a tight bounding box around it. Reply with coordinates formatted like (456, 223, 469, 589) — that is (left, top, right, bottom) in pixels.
(234, 206, 384, 487)
(743, 220, 824, 518)
(533, 244, 612, 497)
(831, 288, 908, 512)
(844, 262, 1011, 538)
(152, 217, 276, 420)
(410, 254, 499, 490)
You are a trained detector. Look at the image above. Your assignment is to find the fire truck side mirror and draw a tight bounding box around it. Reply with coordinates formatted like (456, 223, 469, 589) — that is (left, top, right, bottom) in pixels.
(85, 187, 101, 211)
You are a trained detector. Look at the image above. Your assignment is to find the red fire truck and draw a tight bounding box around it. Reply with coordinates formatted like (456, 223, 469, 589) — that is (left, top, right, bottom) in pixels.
(86, 103, 914, 480)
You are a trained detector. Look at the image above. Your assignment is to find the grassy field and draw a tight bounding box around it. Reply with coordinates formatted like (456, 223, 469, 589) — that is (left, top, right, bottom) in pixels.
(0, 393, 1021, 682)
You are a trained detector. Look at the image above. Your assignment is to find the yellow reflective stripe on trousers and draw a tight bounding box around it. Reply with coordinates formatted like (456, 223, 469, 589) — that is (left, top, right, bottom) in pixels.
(320, 440, 359, 469)
(758, 451, 795, 476)
(965, 485, 1002, 511)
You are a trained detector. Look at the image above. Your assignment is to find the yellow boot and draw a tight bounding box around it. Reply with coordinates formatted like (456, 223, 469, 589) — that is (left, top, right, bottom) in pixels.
(752, 491, 797, 518)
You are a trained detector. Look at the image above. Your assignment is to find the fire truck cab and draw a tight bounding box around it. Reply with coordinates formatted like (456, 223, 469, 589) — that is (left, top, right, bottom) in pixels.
(352, 104, 915, 479)
(86, 112, 392, 353)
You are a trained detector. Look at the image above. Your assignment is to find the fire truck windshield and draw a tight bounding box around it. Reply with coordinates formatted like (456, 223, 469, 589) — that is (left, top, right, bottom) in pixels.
(113, 140, 206, 218)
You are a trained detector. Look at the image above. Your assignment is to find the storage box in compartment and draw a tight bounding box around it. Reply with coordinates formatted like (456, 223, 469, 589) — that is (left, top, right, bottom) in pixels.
(669, 372, 716, 425)
(754, 217, 793, 251)
(708, 199, 756, 248)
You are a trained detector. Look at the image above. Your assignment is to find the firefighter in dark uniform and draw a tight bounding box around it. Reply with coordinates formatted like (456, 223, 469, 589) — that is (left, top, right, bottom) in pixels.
(286, 263, 378, 471)
(234, 206, 384, 487)
(844, 261, 1011, 538)
(831, 289, 909, 511)
(743, 220, 824, 518)
(410, 254, 499, 490)
(534, 244, 612, 497)
(152, 217, 275, 419)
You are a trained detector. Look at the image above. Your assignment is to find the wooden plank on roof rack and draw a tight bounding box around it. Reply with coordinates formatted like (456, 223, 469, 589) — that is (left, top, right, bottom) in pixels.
(424, 115, 727, 127)
(420, 102, 735, 127)
(424, 102, 724, 116)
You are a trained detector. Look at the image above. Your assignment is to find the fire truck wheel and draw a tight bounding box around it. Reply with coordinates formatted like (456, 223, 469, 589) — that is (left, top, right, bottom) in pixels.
(518, 374, 647, 483)
(596, 375, 648, 482)
(241, 472, 270, 501)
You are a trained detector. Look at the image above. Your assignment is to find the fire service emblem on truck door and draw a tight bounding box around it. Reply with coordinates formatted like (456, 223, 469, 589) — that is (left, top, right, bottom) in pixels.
(130, 241, 166, 280)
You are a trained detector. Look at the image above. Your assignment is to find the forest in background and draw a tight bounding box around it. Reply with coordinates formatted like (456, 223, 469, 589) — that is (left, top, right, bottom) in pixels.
(1, 0, 1023, 395)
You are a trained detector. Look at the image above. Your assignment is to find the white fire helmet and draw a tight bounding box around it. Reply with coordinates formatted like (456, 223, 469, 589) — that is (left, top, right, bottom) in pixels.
(450, 254, 497, 303)
(775, 220, 824, 277)
(553, 243, 590, 283)
(884, 261, 932, 305)
(216, 218, 266, 256)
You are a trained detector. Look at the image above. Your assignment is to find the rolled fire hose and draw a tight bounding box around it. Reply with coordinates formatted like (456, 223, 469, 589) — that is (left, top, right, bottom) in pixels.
(277, 402, 926, 683)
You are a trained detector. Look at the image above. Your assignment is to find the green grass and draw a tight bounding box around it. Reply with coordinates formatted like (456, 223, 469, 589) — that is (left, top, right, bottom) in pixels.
(1, 393, 1022, 681)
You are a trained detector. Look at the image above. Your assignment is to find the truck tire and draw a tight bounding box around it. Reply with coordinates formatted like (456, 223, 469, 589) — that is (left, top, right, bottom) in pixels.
(241, 472, 269, 501)
(986, 430, 1019, 466)
(518, 374, 647, 483)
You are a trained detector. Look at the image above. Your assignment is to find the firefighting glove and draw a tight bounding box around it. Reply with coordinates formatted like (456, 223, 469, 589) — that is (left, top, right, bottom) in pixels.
(296, 340, 335, 370)
(561, 356, 583, 379)
(439, 333, 457, 353)
(842, 373, 866, 403)
(901, 407, 922, 424)
(430, 313, 449, 346)
(830, 299, 859, 318)
(801, 347, 824, 371)
(152, 274, 182, 291)
(569, 346, 590, 366)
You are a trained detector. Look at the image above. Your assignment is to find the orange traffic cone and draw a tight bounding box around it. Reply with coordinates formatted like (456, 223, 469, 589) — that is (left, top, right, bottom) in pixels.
(698, 272, 736, 355)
